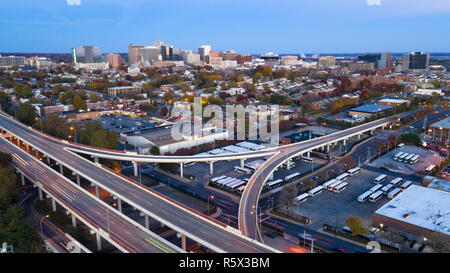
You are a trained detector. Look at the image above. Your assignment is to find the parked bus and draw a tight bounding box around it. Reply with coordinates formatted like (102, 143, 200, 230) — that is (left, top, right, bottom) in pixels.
(347, 167, 361, 176)
(300, 156, 314, 163)
(265, 179, 283, 189)
(358, 190, 373, 203)
(209, 175, 227, 185)
(234, 166, 252, 174)
(183, 161, 196, 167)
(425, 164, 436, 175)
(217, 177, 235, 188)
(404, 154, 414, 163)
(229, 180, 247, 191)
(369, 191, 384, 202)
(293, 193, 310, 204)
(400, 181, 412, 189)
(237, 185, 246, 194)
(284, 172, 301, 182)
(398, 153, 410, 162)
(388, 188, 403, 199)
(308, 185, 324, 197)
(335, 173, 350, 181)
(327, 180, 342, 191)
(390, 177, 403, 187)
(374, 174, 387, 184)
(397, 143, 405, 149)
(369, 184, 383, 193)
(410, 154, 420, 164)
(393, 152, 405, 161)
(381, 183, 394, 195)
(334, 182, 348, 193)
(322, 179, 338, 189)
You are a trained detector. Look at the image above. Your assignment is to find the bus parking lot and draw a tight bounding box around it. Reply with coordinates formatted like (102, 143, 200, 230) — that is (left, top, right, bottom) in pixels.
(370, 145, 445, 175)
(291, 168, 418, 231)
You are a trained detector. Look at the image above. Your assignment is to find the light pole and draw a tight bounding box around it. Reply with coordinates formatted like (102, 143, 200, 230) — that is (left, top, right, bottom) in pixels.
(69, 126, 77, 143)
(35, 116, 42, 132)
(207, 195, 214, 215)
(40, 214, 50, 245)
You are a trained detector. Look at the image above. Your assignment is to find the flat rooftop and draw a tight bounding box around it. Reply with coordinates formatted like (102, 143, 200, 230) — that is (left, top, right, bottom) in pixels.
(430, 116, 450, 130)
(375, 185, 450, 236)
(350, 104, 392, 113)
(378, 98, 411, 104)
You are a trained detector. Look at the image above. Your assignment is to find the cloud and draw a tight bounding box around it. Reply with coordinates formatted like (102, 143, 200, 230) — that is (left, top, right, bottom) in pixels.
(366, 0, 381, 6)
(66, 0, 81, 5)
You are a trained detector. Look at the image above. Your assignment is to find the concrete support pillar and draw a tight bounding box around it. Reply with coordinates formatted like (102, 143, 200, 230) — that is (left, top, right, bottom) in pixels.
(327, 144, 330, 153)
(117, 199, 122, 213)
(76, 174, 80, 186)
(357, 134, 361, 140)
(51, 198, 56, 212)
(96, 232, 102, 251)
(181, 234, 187, 251)
(94, 156, 99, 164)
(26, 143, 30, 152)
(72, 214, 76, 228)
(21, 173, 25, 186)
(343, 139, 347, 146)
(268, 171, 274, 180)
(179, 163, 183, 178)
(59, 164, 63, 175)
(38, 187, 43, 201)
(240, 159, 245, 168)
(133, 162, 138, 176)
(144, 215, 149, 229)
(47, 155, 51, 164)
(209, 162, 214, 175)
(307, 152, 310, 157)
(95, 185, 99, 198)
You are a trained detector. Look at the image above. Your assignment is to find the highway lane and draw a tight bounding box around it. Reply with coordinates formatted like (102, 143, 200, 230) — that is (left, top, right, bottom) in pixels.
(0, 115, 277, 253)
(239, 116, 397, 241)
(0, 137, 182, 253)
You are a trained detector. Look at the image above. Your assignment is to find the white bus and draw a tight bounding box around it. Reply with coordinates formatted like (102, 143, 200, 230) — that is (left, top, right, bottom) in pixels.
(369, 190, 384, 202)
(381, 183, 394, 195)
(265, 179, 283, 189)
(217, 177, 235, 188)
(284, 172, 301, 183)
(404, 154, 414, 163)
(358, 191, 373, 203)
(400, 181, 412, 189)
(374, 174, 387, 184)
(237, 185, 246, 194)
(322, 179, 338, 189)
(347, 167, 361, 176)
(388, 188, 403, 199)
(209, 175, 227, 185)
(234, 166, 252, 174)
(183, 161, 196, 167)
(336, 173, 350, 181)
(390, 177, 403, 187)
(334, 182, 348, 193)
(410, 154, 420, 164)
(398, 153, 409, 162)
(308, 185, 324, 197)
(300, 156, 314, 163)
(397, 143, 405, 149)
(229, 180, 247, 191)
(327, 180, 342, 191)
(293, 193, 310, 204)
(369, 184, 383, 193)
(425, 164, 436, 175)
(393, 152, 405, 161)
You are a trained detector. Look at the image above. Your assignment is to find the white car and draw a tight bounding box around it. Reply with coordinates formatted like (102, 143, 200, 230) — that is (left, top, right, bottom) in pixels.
(369, 227, 380, 234)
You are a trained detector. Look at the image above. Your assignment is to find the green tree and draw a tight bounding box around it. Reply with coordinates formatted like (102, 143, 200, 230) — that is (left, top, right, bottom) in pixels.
(344, 216, 369, 236)
(73, 94, 86, 110)
(0, 167, 17, 211)
(150, 145, 160, 155)
(16, 102, 37, 125)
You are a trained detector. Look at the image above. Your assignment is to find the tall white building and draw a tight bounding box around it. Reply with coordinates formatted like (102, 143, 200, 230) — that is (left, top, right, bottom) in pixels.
(140, 46, 162, 65)
(182, 50, 201, 65)
(198, 45, 211, 62)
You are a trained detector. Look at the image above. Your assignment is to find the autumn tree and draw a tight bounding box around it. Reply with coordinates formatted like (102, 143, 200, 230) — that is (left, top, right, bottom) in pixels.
(344, 216, 369, 236)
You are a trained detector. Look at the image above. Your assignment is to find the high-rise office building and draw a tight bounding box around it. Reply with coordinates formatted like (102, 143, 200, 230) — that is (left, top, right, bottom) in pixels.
(74, 46, 101, 63)
(198, 45, 211, 62)
(161, 44, 173, 61)
(128, 45, 145, 65)
(105, 53, 122, 68)
(401, 52, 430, 72)
(219, 50, 239, 61)
(358, 53, 391, 69)
(140, 46, 162, 65)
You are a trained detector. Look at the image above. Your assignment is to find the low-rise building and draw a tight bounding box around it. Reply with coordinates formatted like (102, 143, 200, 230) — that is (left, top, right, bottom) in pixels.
(108, 86, 141, 97)
(349, 104, 392, 118)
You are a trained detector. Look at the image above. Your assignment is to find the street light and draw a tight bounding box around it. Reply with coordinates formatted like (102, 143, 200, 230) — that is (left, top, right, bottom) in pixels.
(207, 195, 214, 215)
(69, 126, 77, 143)
(35, 116, 42, 132)
(40, 214, 50, 245)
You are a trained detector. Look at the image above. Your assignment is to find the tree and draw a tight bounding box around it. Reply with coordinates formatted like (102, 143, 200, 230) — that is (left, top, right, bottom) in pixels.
(400, 133, 421, 145)
(344, 216, 369, 236)
(278, 184, 298, 216)
(0, 167, 17, 211)
(73, 94, 86, 110)
(150, 146, 160, 155)
(16, 102, 37, 125)
(0, 152, 12, 167)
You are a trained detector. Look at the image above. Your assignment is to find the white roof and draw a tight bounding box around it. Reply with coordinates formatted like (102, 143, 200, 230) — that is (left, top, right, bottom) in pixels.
(375, 185, 450, 236)
(222, 145, 251, 153)
(378, 98, 410, 104)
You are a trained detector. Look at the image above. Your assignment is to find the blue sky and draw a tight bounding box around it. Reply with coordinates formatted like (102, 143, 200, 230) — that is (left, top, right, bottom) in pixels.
(1, 0, 449, 54)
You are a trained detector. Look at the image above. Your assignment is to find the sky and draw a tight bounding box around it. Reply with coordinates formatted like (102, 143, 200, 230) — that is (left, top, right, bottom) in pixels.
(0, 0, 449, 54)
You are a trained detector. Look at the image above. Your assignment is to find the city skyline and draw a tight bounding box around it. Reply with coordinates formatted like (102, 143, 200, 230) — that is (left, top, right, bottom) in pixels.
(1, 0, 449, 54)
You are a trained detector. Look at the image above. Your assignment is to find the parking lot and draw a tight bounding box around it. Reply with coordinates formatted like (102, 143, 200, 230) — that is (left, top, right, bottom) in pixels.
(370, 145, 445, 175)
(291, 168, 414, 231)
(95, 114, 156, 134)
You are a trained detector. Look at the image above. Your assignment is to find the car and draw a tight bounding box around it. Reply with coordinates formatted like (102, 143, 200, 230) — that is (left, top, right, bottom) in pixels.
(369, 227, 380, 234)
